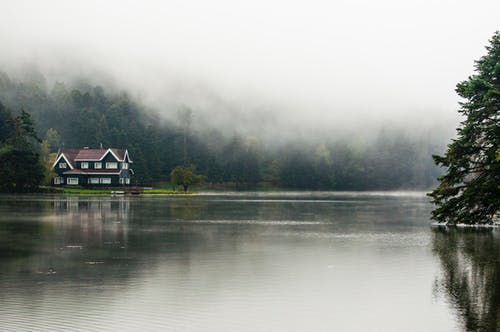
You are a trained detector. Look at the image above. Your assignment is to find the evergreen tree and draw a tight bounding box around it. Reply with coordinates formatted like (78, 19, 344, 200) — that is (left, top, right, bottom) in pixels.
(0, 103, 44, 192)
(0, 69, 447, 191)
(429, 32, 500, 225)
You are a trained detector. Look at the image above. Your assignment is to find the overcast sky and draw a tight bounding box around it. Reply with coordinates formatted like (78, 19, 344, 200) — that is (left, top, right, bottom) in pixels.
(0, 0, 499, 135)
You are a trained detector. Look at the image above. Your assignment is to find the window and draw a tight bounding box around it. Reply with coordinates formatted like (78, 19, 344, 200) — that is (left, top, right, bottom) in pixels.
(59, 162, 67, 169)
(100, 178, 111, 184)
(81, 162, 89, 169)
(106, 162, 118, 169)
(54, 177, 64, 184)
(119, 178, 124, 184)
(125, 178, 130, 184)
(67, 178, 79, 185)
(122, 163, 128, 169)
(94, 162, 102, 169)
(89, 178, 99, 184)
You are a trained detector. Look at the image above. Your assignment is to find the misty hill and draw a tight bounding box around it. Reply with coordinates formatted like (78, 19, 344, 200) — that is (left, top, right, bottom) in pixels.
(0, 70, 444, 189)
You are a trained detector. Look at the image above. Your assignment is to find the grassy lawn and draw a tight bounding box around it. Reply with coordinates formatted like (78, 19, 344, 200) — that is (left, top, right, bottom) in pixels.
(143, 189, 193, 194)
(45, 187, 114, 195)
(39, 186, 194, 195)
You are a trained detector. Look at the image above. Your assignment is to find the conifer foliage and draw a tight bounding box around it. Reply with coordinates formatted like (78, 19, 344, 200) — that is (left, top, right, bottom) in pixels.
(429, 32, 500, 224)
(0, 103, 44, 192)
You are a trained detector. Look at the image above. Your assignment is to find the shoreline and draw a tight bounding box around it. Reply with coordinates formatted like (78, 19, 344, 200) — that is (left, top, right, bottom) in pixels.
(431, 222, 500, 228)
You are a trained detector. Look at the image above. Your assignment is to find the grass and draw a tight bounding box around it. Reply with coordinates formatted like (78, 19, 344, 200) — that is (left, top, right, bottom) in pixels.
(38, 186, 194, 195)
(143, 188, 193, 194)
(50, 187, 114, 195)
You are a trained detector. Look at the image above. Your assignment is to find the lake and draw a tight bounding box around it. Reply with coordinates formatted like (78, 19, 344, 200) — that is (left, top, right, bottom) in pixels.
(0, 193, 498, 331)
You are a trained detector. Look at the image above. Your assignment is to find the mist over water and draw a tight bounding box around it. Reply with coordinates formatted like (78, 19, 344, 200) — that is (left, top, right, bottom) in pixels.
(1, 193, 498, 331)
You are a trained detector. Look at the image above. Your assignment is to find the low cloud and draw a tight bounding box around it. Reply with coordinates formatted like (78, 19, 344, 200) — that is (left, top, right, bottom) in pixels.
(1, 0, 498, 142)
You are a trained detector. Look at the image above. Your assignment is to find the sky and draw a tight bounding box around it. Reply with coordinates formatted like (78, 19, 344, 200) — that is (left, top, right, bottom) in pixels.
(0, 0, 499, 137)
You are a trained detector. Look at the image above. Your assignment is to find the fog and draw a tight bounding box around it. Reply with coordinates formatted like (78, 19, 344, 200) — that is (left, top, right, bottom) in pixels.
(1, 0, 499, 140)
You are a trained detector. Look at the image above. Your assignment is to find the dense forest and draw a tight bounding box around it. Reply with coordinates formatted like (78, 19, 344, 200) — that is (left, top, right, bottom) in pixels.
(0, 70, 444, 190)
(0, 103, 44, 192)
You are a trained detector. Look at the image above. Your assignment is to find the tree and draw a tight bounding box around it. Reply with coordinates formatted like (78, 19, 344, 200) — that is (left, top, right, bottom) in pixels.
(0, 103, 15, 142)
(44, 128, 61, 152)
(0, 70, 466, 191)
(178, 107, 192, 165)
(0, 103, 44, 192)
(39, 140, 57, 185)
(0, 147, 43, 192)
(10, 109, 41, 149)
(170, 164, 205, 192)
(429, 32, 500, 225)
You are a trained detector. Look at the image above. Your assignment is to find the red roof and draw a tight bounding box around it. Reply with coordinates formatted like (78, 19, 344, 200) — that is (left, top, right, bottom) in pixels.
(75, 148, 108, 160)
(54, 148, 131, 169)
(110, 148, 127, 161)
(57, 149, 80, 168)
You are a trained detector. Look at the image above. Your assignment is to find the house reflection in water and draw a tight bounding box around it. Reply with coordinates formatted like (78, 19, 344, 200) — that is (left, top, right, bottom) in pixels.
(52, 197, 129, 249)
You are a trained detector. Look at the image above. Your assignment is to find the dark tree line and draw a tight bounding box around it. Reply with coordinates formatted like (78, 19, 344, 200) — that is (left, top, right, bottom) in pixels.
(0, 102, 43, 192)
(0, 70, 443, 190)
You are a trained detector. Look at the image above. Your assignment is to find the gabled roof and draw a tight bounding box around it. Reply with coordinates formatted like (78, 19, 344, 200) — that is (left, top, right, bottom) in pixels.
(53, 147, 132, 169)
(74, 148, 108, 161)
(52, 149, 79, 169)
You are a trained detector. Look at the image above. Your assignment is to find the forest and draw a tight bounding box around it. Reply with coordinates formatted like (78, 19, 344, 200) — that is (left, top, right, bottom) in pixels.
(0, 70, 444, 190)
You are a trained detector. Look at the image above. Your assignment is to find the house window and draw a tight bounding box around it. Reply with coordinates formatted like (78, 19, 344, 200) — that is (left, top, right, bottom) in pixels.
(119, 178, 124, 184)
(100, 178, 111, 184)
(122, 163, 128, 169)
(106, 162, 118, 169)
(94, 162, 102, 169)
(125, 178, 130, 184)
(89, 178, 99, 184)
(67, 178, 79, 185)
(59, 162, 67, 169)
(81, 162, 89, 169)
(54, 177, 64, 184)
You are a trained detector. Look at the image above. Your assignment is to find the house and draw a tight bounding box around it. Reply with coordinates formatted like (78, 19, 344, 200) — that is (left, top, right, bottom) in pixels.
(53, 147, 133, 186)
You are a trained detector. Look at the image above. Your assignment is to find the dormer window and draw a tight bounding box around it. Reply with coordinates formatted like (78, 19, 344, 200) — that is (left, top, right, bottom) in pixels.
(81, 162, 89, 169)
(106, 162, 118, 169)
(95, 162, 102, 169)
(122, 163, 128, 169)
(59, 162, 67, 169)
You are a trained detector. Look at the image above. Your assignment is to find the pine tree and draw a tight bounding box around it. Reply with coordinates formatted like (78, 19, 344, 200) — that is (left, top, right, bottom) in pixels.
(429, 32, 500, 225)
(0, 103, 44, 192)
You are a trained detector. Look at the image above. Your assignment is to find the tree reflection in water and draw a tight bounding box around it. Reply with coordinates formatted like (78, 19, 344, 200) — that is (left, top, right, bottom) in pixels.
(432, 228, 500, 332)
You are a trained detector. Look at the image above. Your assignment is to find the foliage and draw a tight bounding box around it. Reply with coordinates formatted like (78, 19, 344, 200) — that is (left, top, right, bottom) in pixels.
(0, 70, 444, 190)
(44, 128, 61, 152)
(0, 102, 44, 192)
(0, 145, 43, 192)
(429, 32, 500, 225)
(39, 140, 57, 185)
(170, 164, 205, 192)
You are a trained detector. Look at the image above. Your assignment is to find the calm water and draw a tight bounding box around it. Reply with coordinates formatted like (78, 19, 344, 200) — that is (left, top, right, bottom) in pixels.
(0, 193, 498, 332)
